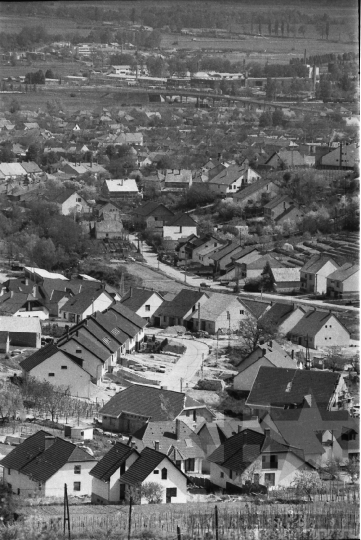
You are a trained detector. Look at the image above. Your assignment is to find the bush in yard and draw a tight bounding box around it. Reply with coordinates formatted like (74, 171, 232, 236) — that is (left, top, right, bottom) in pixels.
(291, 470, 323, 501)
(141, 482, 163, 504)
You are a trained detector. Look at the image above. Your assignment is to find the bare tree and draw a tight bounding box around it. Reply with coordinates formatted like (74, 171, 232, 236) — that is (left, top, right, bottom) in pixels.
(237, 315, 279, 357)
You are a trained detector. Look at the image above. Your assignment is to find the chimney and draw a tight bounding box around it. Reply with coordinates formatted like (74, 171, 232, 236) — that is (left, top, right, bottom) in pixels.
(44, 436, 55, 451)
(155, 441, 159, 451)
(25, 278, 29, 286)
(268, 341, 273, 348)
(128, 436, 132, 446)
(33, 286, 37, 297)
(10, 291, 13, 298)
(175, 419, 181, 440)
(238, 425, 242, 433)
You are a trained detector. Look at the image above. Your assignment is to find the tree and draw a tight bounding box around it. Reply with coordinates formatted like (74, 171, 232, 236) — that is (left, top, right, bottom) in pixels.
(325, 21, 330, 40)
(281, 20, 285, 37)
(298, 25, 306, 37)
(265, 78, 277, 100)
(26, 142, 41, 162)
(0, 385, 24, 425)
(343, 457, 359, 484)
(9, 98, 20, 114)
(272, 109, 285, 126)
(260, 261, 275, 292)
(320, 458, 343, 480)
(237, 315, 279, 357)
(141, 482, 163, 504)
(33, 237, 57, 270)
(45, 68, 54, 78)
(259, 111, 273, 127)
(0, 483, 17, 524)
(291, 471, 323, 501)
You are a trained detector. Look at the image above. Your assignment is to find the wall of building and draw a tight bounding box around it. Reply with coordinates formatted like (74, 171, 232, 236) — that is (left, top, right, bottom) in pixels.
(314, 317, 350, 348)
(134, 293, 164, 321)
(278, 309, 305, 336)
(26, 350, 91, 398)
(163, 225, 197, 240)
(45, 461, 96, 497)
(328, 271, 360, 297)
(61, 193, 89, 215)
(59, 340, 108, 381)
(3, 468, 43, 497)
(141, 458, 187, 504)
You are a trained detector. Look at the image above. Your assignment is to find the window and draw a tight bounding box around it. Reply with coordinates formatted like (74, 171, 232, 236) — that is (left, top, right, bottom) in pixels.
(264, 473, 275, 486)
(76, 198, 81, 202)
(175, 460, 182, 469)
(73, 482, 81, 491)
(220, 472, 224, 478)
(240, 310, 244, 315)
(262, 455, 278, 470)
(111, 328, 120, 335)
(153, 470, 159, 474)
(185, 458, 195, 472)
(76, 349, 82, 354)
(48, 373, 55, 377)
(161, 468, 167, 480)
(64, 313, 67, 319)
(61, 366, 67, 370)
(17, 488, 20, 495)
(80, 431, 84, 436)
(74, 465, 81, 474)
(193, 410, 197, 422)
(229, 470, 233, 479)
(8, 469, 10, 475)
(145, 305, 150, 312)
(120, 462, 126, 475)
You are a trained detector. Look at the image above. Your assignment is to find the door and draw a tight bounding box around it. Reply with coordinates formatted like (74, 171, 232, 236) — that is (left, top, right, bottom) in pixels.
(166, 487, 177, 503)
(119, 483, 125, 501)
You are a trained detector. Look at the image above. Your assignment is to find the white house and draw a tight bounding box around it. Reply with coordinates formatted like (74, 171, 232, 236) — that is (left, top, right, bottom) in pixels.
(20, 344, 93, 399)
(163, 213, 197, 241)
(60, 289, 115, 324)
(326, 264, 360, 299)
(1, 431, 96, 498)
(287, 311, 350, 349)
(53, 190, 90, 215)
(208, 164, 261, 196)
(300, 255, 339, 295)
(120, 287, 164, 322)
(102, 179, 141, 201)
(191, 294, 253, 335)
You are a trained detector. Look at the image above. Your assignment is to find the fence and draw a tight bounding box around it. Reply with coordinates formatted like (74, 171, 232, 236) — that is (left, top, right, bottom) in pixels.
(270, 485, 360, 503)
(22, 502, 359, 539)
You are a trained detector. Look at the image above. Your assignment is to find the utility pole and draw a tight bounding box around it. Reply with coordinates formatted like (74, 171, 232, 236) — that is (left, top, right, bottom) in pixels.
(63, 484, 71, 539)
(128, 496, 133, 540)
(227, 311, 231, 346)
(216, 329, 219, 363)
(197, 302, 201, 332)
(184, 259, 187, 283)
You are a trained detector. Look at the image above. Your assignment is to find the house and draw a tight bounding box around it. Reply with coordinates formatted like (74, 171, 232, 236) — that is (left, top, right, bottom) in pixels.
(209, 241, 245, 274)
(233, 341, 297, 393)
(300, 255, 339, 295)
(119, 446, 188, 504)
(90, 441, 139, 504)
(0, 316, 41, 348)
(232, 247, 262, 280)
(0, 162, 26, 180)
(0, 291, 48, 319)
(191, 294, 253, 335)
(317, 142, 359, 169)
(96, 201, 123, 221)
(53, 190, 90, 215)
(262, 401, 359, 468)
(160, 169, 192, 191)
(133, 201, 174, 231)
(0, 430, 96, 498)
(263, 195, 296, 221)
(131, 418, 205, 474)
(274, 204, 305, 225)
(60, 288, 115, 324)
(20, 161, 43, 178)
(287, 310, 350, 349)
(264, 149, 305, 169)
(259, 302, 306, 336)
(208, 427, 314, 490)
(246, 366, 347, 412)
(104, 302, 147, 352)
(59, 162, 88, 177)
(270, 267, 301, 293)
(163, 213, 197, 241)
(326, 264, 360, 300)
(20, 344, 94, 398)
(120, 287, 164, 322)
(177, 235, 221, 265)
(208, 164, 261, 196)
(0, 331, 10, 353)
(99, 384, 214, 434)
(244, 254, 285, 282)
(94, 219, 123, 239)
(102, 179, 140, 201)
(233, 179, 280, 208)
(152, 289, 209, 329)
(114, 132, 143, 146)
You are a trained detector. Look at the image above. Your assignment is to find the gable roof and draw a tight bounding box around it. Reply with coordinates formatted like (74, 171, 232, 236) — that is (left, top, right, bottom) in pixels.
(260, 303, 304, 327)
(246, 367, 340, 410)
(105, 179, 139, 193)
(153, 289, 207, 319)
(209, 242, 242, 262)
(208, 429, 265, 472)
(133, 201, 174, 218)
(99, 384, 199, 420)
(242, 299, 270, 319)
(61, 288, 111, 315)
(120, 446, 187, 485)
(0, 316, 41, 333)
(301, 254, 339, 274)
(235, 340, 295, 372)
(58, 333, 110, 363)
(246, 254, 285, 270)
(89, 442, 138, 481)
(19, 343, 84, 373)
(264, 194, 293, 210)
(209, 163, 248, 186)
(53, 189, 79, 205)
(271, 267, 300, 283)
(288, 311, 349, 339)
(233, 179, 277, 201)
(132, 420, 205, 460)
(121, 288, 162, 312)
(0, 431, 94, 483)
(165, 213, 197, 227)
(106, 302, 147, 329)
(192, 294, 248, 321)
(327, 264, 359, 282)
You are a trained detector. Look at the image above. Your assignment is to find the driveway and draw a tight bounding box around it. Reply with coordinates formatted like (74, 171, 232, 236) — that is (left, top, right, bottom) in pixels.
(157, 336, 209, 392)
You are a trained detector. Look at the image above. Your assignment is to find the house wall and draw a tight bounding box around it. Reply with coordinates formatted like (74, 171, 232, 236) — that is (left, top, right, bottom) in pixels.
(45, 461, 96, 497)
(91, 452, 139, 504)
(215, 246, 245, 272)
(3, 468, 43, 497)
(262, 451, 312, 488)
(301, 261, 339, 294)
(192, 241, 220, 264)
(102, 414, 149, 435)
(234, 183, 280, 209)
(193, 300, 250, 334)
(234, 358, 273, 392)
(274, 280, 301, 293)
(163, 225, 197, 241)
(59, 340, 108, 381)
(61, 193, 89, 215)
(25, 350, 91, 398)
(61, 293, 114, 323)
(314, 317, 350, 348)
(134, 293, 163, 321)
(141, 457, 187, 504)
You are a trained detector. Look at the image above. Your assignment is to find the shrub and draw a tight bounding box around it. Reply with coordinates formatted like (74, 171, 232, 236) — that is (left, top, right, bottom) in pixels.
(141, 482, 163, 504)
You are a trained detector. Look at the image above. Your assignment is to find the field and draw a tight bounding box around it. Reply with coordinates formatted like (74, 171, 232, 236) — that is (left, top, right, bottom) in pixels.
(1, 60, 87, 79)
(125, 261, 194, 295)
(0, 14, 89, 36)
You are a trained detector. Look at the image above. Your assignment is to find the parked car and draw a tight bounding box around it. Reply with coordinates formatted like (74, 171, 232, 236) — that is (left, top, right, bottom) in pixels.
(200, 282, 210, 288)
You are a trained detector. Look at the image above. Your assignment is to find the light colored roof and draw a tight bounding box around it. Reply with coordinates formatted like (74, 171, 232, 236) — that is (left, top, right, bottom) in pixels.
(271, 267, 300, 282)
(192, 294, 247, 321)
(301, 254, 338, 274)
(209, 163, 248, 186)
(24, 267, 68, 280)
(236, 341, 295, 373)
(0, 316, 41, 333)
(0, 163, 26, 176)
(164, 169, 192, 184)
(105, 179, 139, 193)
(327, 264, 359, 282)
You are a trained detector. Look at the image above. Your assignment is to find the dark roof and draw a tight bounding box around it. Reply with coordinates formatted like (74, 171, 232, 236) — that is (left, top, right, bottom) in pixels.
(301, 254, 338, 274)
(209, 163, 248, 186)
(231, 246, 259, 263)
(106, 302, 147, 329)
(288, 311, 349, 339)
(153, 289, 207, 319)
(246, 367, 340, 410)
(233, 179, 277, 201)
(165, 213, 197, 227)
(20, 343, 84, 373)
(209, 242, 242, 262)
(89, 442, 137, 481)
(260, 303, 303, 327)
(242, 299, 269, 319)
(100, 384, 192, 420)
(61, 288, 111, 315)
(120, 447, 187, 485)
(58, 333, 110, 363)
(0, 292, 33, 315)
(264, 194, 293, 210)
(0, 431, 94, 483)
(133, 201, 174, 218)
(121, 288, 161, 312)
(73, 318, 120, 353)
(53, 189, 79, 205)
(208, 429, 265, 472)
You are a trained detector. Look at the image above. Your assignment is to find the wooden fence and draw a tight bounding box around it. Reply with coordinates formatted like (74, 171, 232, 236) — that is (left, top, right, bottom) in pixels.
(23, 503, 360, 539)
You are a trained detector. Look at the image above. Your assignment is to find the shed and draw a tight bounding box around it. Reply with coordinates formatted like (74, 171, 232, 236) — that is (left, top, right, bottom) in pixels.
(64, 424, 94, 441)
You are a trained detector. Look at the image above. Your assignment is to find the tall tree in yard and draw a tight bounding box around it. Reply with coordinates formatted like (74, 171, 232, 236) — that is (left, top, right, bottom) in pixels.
(261, 261, 275, 292)
(237, 315, 279, 357)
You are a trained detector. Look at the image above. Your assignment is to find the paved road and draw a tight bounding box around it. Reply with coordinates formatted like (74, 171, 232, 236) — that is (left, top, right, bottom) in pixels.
(159, 337, 209, 392)
(239, 292, 359, 313)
